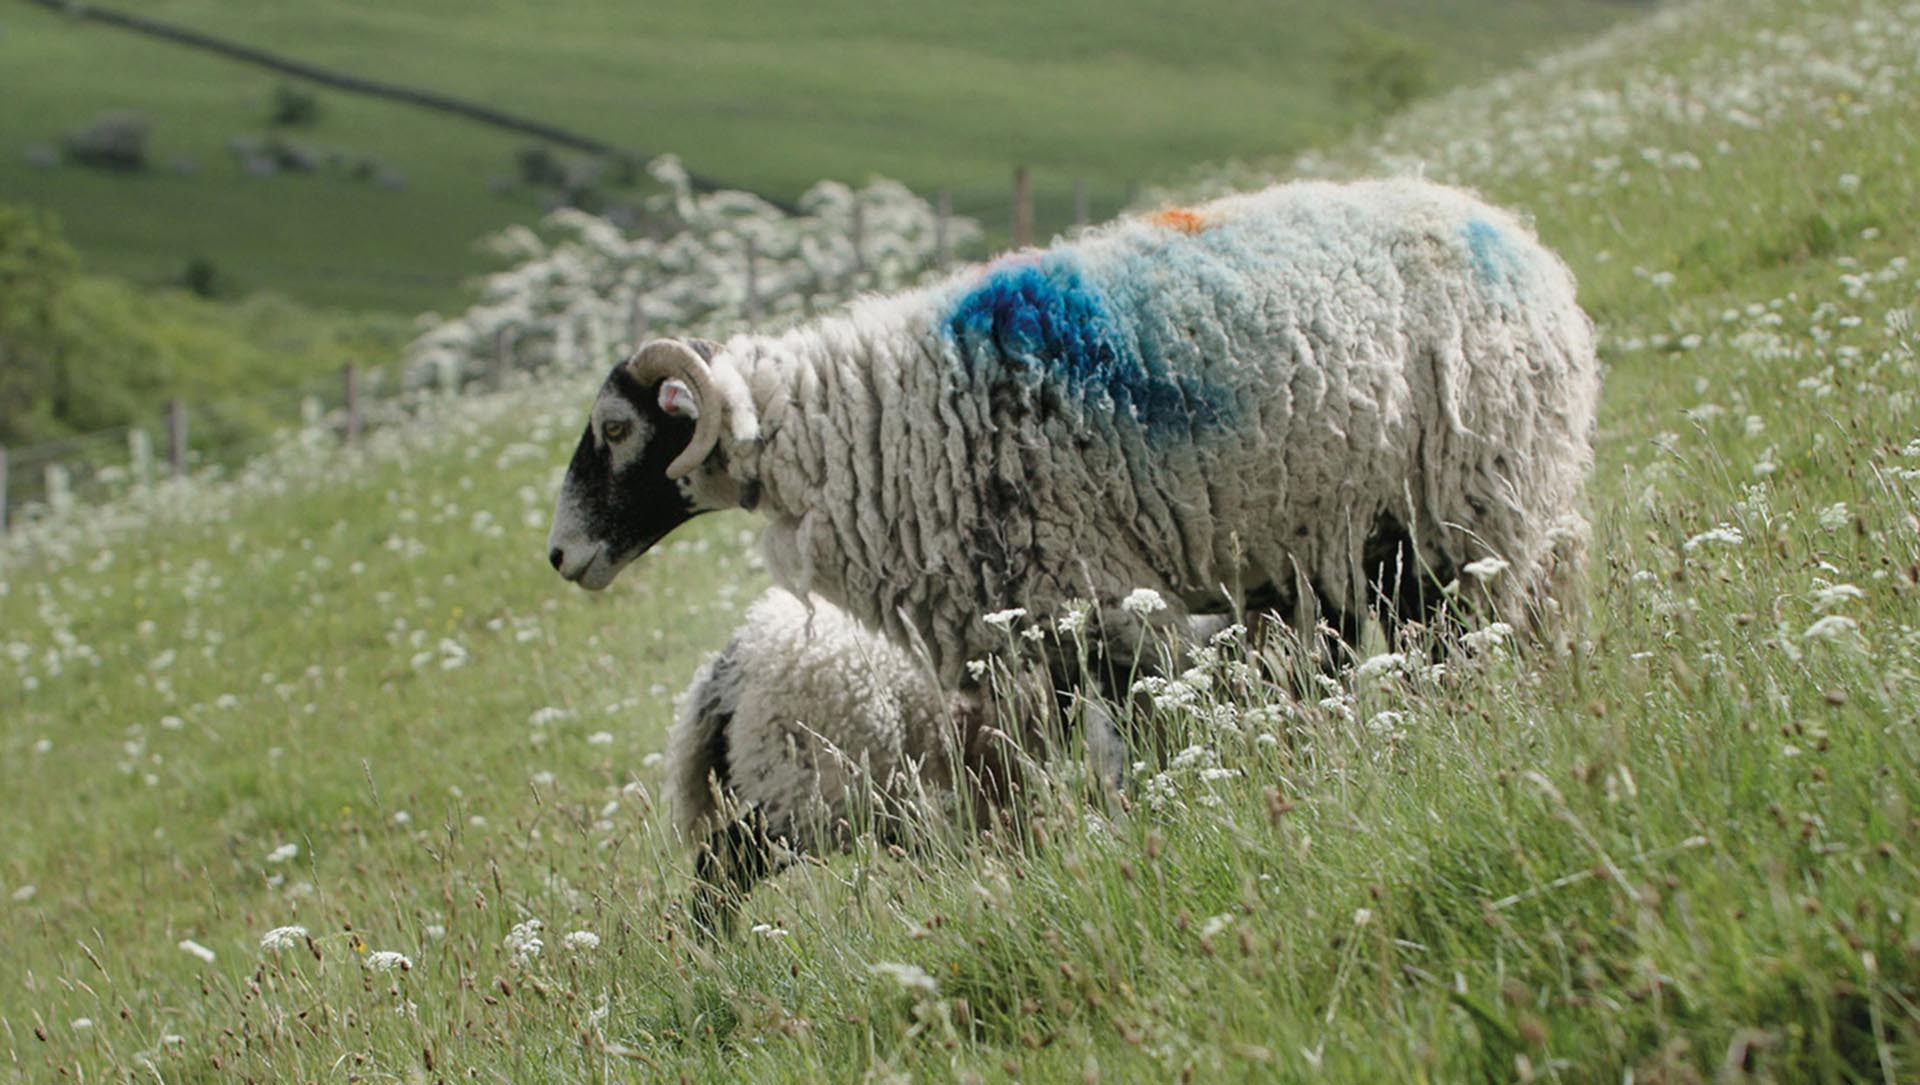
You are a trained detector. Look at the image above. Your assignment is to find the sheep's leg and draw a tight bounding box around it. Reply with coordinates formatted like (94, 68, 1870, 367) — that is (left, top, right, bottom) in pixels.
(688, 806, 789, 937)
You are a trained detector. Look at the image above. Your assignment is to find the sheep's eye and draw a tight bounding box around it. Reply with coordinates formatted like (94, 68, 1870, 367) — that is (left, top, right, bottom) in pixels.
(602, 420, 631, 443)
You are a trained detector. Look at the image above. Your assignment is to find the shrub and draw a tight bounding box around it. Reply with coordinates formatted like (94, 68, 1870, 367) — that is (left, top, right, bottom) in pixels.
(0, 204, 79, 444)
(267, 82, 322, 127)
(61, 110, 151, 172)
(1336, 26, 1433, 117)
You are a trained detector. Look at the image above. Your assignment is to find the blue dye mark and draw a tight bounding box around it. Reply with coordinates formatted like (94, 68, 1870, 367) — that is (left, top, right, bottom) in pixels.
(1464, 218, 1526, 295)
(944, 253, 1224, 438)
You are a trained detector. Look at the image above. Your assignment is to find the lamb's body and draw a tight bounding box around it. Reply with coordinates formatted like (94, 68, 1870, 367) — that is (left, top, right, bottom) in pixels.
(713, 179, 1597, 684)
(667, 589, 960, 859)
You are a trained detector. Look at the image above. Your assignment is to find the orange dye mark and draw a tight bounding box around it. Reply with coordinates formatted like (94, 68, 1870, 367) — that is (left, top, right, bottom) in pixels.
(1148, 207, 1207, 234)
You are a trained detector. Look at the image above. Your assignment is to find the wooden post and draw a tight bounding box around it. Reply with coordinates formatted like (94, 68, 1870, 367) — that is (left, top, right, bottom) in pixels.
(343, 363, 362, 446)
(1073, 178, 1089, 229)
(128, 428, 153, 485)
(1011, 166, 1033, 250)
(493, 327, 513, 389)
(745, 237, 760, 321)
(850, 200, 866, 274)
(0, 445, 9, 534)
(167, 399, 187, 478)
(935, 188, 952, 267)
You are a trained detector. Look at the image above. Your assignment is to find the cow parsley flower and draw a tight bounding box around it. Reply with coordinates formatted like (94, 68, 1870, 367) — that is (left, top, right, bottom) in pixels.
(1462, 556, 1510, 580)
(178, 939, 216, 963)
(563, 930, 601, 952)
(1803, 615, 1860, 641)
(1683, 525, 1744, 551)
(1353, 652, 1406, 680)
(869, 961, 938, 995)
(982, 607, 1026, 631)
(261, 925, 308, 952)
(504, 919, 544, 965)
(366, 951, 412, 972)
(1121, 588, 1167, 616)
(266, 843, 299, 864)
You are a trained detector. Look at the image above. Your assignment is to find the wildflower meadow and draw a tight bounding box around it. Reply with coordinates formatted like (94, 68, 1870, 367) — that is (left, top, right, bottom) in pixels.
(4, 0, 1920, 1080)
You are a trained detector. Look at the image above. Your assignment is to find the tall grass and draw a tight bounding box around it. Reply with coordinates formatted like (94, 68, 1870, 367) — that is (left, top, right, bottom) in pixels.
(4, 0, 1920, 1079)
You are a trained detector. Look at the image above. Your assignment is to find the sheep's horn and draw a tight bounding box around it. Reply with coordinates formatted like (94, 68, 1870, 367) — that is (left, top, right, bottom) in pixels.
(625, 339, 723, 480)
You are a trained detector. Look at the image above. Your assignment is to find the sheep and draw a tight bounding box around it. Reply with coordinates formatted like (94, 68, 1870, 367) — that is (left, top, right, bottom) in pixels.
(667, 589, 971, 928)
(549, 178, 1600, 691)
(668, 587, 1191, 929)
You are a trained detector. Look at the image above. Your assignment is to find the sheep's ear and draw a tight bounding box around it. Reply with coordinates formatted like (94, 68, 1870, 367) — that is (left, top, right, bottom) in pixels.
(658, 378, 700, 420)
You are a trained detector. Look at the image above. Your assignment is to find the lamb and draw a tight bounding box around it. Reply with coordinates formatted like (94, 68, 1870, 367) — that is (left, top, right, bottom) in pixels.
(669, 588, 1189, 927)
(549, 178, 1600, 689)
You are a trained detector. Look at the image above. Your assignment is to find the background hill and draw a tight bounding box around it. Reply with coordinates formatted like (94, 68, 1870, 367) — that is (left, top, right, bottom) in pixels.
(1, 0, 1634, 312)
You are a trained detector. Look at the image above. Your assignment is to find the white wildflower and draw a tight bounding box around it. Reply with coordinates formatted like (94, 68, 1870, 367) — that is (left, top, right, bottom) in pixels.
(1812, 583, 1865, 611)
(71, 1018, 93, 1031)
(1461, 555, 1509, 580)
(1816, 503, 1851, 531)
(366, 951, 412, 972)
(11, 885, 36, 902)
(982, 607, 1027, 631)
(564, 930, 601, 952)
(1200, 913, 1234, 939)
(260, 925, 307, 952)
(1353, 652, 1406, 681)
(966, 659, 989, 681)
(1683, 525, 1744, 551)
(1056, 604, 1090, 635)
(527, 706, 573, 727)
(1460, 622, 1514, 652)
(504, 918, 544, 965)
(178, 939, 216, 963)
(750, 923, 790, 938)
(586, 731, 614, 746)
(1120, 588, 1167, 616)
(265, 843, 299, 864)
(869, 961, 938, 995)
(1803, 615, 1860, 641)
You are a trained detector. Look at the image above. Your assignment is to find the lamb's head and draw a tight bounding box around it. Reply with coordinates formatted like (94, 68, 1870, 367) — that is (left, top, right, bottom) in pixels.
(547, 338, 732, 590)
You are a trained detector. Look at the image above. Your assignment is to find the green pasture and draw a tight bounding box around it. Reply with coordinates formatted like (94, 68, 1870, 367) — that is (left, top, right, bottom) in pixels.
(0, 0, 1628, 312)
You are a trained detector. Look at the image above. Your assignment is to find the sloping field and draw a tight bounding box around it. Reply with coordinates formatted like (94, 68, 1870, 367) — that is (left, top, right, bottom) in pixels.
(4, 0, 1920, 1080)
(0, 0, 1628, 311)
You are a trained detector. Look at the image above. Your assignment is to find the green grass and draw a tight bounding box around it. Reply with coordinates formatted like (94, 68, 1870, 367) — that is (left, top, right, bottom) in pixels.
(0, 0, 1630, 312)
(6, 0, 1920, 1080)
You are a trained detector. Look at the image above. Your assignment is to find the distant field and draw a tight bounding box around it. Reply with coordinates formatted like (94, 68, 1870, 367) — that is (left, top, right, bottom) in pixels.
(0, 0, 1634, 312)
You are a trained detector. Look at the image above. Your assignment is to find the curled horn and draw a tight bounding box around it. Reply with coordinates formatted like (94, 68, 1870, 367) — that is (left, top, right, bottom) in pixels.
(625, 339, 723, 480)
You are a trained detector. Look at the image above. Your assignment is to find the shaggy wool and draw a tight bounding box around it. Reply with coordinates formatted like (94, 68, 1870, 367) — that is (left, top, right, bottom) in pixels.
(698, 178, 1598, 686)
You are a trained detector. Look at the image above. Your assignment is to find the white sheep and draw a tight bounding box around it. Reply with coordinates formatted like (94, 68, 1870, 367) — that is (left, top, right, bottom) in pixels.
(668, 588, 1155, 927)
(550, 178, 1600, 688)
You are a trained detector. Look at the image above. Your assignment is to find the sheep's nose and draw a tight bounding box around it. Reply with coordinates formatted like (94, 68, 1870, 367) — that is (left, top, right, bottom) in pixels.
(549, 547, 565, 571)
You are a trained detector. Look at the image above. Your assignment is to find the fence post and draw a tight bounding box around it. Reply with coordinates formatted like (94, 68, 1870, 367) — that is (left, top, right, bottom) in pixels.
(493, 327, 514, 389)
(167, 399, 188, 479)
(935, 188, 951, 267)
(128, 428, 153, 486)
(0, 445, 8, 534)
(1073, 178, 1089, 229)
(343, 363, 362, 446)
(1011, 165, 1033, 250)
(851, 200, 866, 275)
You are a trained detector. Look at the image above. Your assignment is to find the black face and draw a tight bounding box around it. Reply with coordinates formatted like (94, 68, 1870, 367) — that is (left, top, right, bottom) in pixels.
(549, 365, 704, 586)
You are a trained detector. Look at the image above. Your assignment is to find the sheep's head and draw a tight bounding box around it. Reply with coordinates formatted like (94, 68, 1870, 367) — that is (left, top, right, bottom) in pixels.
(547, 338, 727, 590)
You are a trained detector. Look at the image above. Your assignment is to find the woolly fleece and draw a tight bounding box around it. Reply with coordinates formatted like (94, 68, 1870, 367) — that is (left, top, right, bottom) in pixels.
(703, 178, 1599, 686)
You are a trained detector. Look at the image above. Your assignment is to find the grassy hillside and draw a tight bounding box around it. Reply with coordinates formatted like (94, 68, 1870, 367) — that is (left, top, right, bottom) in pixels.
(0, 0, 1632, 312)
(6, 0, 1920, 1080)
